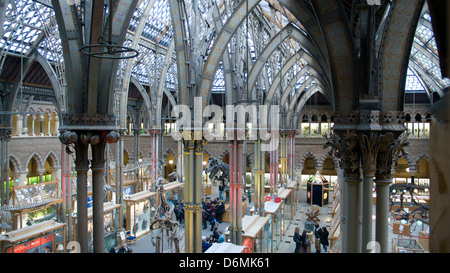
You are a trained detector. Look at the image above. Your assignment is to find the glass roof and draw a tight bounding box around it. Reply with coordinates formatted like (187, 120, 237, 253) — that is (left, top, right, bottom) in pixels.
(408, 10, 450, 94)
(1, 0, 448, 105)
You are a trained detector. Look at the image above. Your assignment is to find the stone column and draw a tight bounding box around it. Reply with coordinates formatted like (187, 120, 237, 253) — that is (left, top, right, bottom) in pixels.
(30, 114, 36, 136)
(12, 171, 27, 187)
(53, 115, 59, 136)
(357, 131, 382, 252)
(22, 114, 28, 136)
(429, 93, 450, 252)
(325, 128, 362, 253)
(46, 113, 52, 136)
(14, 114, 23, 137)
(375, 131, 409, 253)
(38, 114, 44, 136)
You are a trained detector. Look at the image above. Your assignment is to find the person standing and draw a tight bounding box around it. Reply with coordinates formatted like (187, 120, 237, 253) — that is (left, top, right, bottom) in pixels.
(293, 227, 302, 253)
(300, 230, 309, 253)
(218, 230, 226, 243)
(320, 226, 329, 253)
(314, 223, 322, 253)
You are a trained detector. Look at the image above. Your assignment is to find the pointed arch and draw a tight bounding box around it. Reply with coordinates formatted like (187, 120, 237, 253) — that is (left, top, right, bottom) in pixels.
(9, 153, 23, 173)
(44, 151, 61, 169)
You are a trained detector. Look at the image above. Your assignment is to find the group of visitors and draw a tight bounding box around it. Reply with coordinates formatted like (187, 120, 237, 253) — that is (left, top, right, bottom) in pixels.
(202, 198, 225, 230)
(293, 223, 329, 253)
(202, 226, 226, 252)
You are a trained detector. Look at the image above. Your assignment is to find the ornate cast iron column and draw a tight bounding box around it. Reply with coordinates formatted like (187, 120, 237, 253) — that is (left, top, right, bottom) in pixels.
(181, 130, 206, 253)
(228, 130, 244, 245)
(374, 117, 409, 253)
(325, 111, 362, 253)
(253, 138, 265, 216)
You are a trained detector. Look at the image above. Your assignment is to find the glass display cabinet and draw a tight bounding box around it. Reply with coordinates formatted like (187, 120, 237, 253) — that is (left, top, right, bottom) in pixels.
(287, 179, 299, 218)
(241, 215, 270, 253)
(277, 188, 292, 236)
(306, 172, 329, 207)
(124, 191, 156, 239)
(1, 220, 66, 253)
(72, 201, 122, 253)
(162, 181, 184, 206)
(264, 199, 282, 253)
(10, 180, 63, 229)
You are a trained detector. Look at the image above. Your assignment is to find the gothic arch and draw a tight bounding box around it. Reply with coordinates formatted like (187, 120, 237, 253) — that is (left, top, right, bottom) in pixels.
(9, 153, 23, 173)
(44, 151, 61, 169)
(26, 152, 45, 172)
(298, 152, 319, 170)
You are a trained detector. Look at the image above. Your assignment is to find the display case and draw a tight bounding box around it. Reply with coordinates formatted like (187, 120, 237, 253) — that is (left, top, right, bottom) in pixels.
(277, 188, 292, 236)
(124, 191, 156, 239)
(306, 172, 329, 207)
(205, 242, 246, 253)
(72, 202, 122, 253)
(9, 180, 63, 229)
(109, 169, 140, 198)
(1, 220, 66, 253)
(161, 181, 184, 205)
(392, 238, 425, 253)
(240, 215, 270, 253)
(264, 199, 282, 253)
(287, 179, 299, 216)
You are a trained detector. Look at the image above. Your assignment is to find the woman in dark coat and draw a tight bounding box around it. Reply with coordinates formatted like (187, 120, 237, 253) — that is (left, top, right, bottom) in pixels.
(293, 227, 302, 253)
(300, 230, 308, 253)
(320, 226, 329, 252)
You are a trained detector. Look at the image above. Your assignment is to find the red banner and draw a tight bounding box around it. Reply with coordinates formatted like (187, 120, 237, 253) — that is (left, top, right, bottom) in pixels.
(7, 234, 54, 253)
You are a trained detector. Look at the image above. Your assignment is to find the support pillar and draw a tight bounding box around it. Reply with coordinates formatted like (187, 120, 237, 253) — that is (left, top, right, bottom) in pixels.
(91, 135, 107, 253)
(115, 132, 125, 204)
(149, 129, 160, 192)
(324, 126, 362, 253)
(229, 136, 243, 245)
(375, 131, 409, 253)
(269, 137, 279, 196)
(344, 178, 362, 253)
(288, 131, 295, 179)
(357, 132, 382, 252)
(182, 133, 206, 253)
(59, 130, 120, 253)
(253, 139, 265, 216)
(280, 130, 288, 187)
(374, 178, 391, 253)
(74, 139, 89, 253)
(0, 130, 11, 206)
